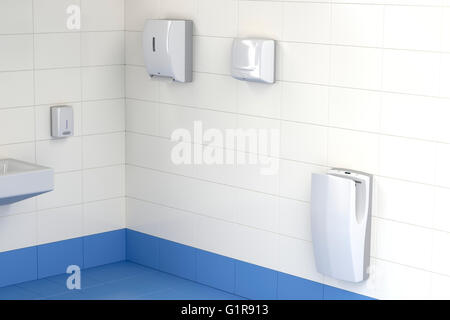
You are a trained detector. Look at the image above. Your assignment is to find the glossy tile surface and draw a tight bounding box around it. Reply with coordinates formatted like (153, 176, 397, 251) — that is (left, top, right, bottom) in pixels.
(0, 261, 245, 300)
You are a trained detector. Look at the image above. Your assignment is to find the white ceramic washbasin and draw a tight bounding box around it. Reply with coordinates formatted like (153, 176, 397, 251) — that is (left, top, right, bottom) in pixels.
(0, 159, 54, 205)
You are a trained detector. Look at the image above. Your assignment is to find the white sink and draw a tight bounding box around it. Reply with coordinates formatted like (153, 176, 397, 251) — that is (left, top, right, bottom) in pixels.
(0, 159, 54, 205)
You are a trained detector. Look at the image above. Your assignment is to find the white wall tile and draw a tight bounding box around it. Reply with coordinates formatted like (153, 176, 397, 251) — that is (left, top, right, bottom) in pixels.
(0, 142, 35, 164)
(83, 132, 125, 168)
(438, 54, 450, 98)
(126, 133, 196, 177)
(126, 99, 159, 135)
(384, 6, 442, 51)
(159, 72, 237, 113)
(0, 71, 34, 108)
(35, 68, 81, 105)
(0, 35, 33, 71)
(432, 273, 450, 300)
(0, 107, 34, 145)
(330, 46, 383, 90)
(380, 93, 440, 141)
(159, 0, 197, 21)
(37, 205, 83, 244)
(280, 42, 330, 84)
(382, 49, 440, 96)
(238, 1, 283, 40)
(233, 224, 279, 270)
(432, 230, 450, 276)
(0, 213, 37, 252)
(278, 198, 311, 241)
(126, 198, 162, 236)
(125, 32, 144, 66)
(281, 82, 328, 126)
(36, 171, 82, 210)
(280, 121, 328, 165)
(235, 190, 279, 232)
(125, 65, 159, 101)
(82, 66, 124, 100)
(83, 165, 125, 202)
(441, 8, 450, 52)
(379, 136, 436, 184)
(34, 33, 81, 69)
(283, 3, 331, 43)
(328, 128, 379, 174)
(435, 143, 450, 188)
(36, 137, 83, 173)
(434, 187, 450, 233)
(376, 177, 434, 227)
(196, 0, 237, 37)
(277, 236, 323, 283)
(159, 103, 237, 142)
(34, 0, 80, 33)
(194, 36, 232, 75)
(0, 0, 33, 34)
(329, 87, 381, 132)
(125, 0, 159, 31)
(81, 31, 124, 66)
(155, 203, 199, 248)
(375, 218, 433, 270)
(372, 259, 432, 300)
(331, 4, 383, 47)
(278, 159, 327, 202)
(84, 197, 126, 235)
(81, 0, 124, 31)
(82, 99, 125, 135)
(195, 216, 239, 259)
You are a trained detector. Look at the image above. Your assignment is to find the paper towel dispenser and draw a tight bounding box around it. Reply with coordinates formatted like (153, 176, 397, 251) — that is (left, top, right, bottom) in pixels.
(310, 169, 372, 283)
(143, 19, 193, 83)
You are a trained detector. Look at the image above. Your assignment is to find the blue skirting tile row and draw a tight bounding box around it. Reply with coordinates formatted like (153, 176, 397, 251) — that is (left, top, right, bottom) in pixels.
(277, 272, 323, 300)
(84, 229, 126, 268)
(126, 230, 159, 269)
(0, 247, 37, 288)
(196, 250, 235, 293)
(0, 228, 375, 300)
(0, 229, 126, 288)
(323, 285, 375, 300)
(159, 239, 197, 281)
(38, 238, 84, 278)
(235, 261, 278, 300)
(125, 229, 375, 300)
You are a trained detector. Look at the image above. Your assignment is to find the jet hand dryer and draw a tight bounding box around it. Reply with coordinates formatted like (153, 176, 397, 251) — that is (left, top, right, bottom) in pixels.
(310, 169, 373, 283)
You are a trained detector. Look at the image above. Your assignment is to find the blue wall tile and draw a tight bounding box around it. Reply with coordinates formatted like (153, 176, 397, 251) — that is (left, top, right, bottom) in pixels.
(37, 238, 83, 279)
(84, 229, 126, 268)
(277, 272, 323, 300)
(235, 261, 277, 300)
(0, 247, 37, 287)
(196, 250, 235, 293)
(159, 239, 196, 281)
(126, 229, 159, 269)
(323, 285, 374, 300)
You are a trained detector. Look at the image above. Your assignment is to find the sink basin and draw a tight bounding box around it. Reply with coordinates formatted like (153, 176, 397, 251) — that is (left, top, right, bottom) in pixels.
(0, 159, 54, 205)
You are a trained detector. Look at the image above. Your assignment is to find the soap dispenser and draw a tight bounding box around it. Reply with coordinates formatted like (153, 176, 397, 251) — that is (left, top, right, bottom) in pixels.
(310, 169, 373, 283)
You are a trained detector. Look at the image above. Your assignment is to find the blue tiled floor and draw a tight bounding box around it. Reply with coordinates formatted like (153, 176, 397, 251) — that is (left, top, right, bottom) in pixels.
(0, 261, 245, 300)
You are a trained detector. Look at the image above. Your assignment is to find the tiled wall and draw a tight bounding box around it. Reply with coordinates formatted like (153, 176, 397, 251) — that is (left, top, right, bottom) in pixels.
(0, 0, 126, 253)
(125, 0, 450, 300)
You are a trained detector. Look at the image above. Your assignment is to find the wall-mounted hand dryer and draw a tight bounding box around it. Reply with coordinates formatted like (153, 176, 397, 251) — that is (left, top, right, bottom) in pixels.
(231, 38, 275, 84)
(310, 169, 373, 283)
(143, 19, 193, 83)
